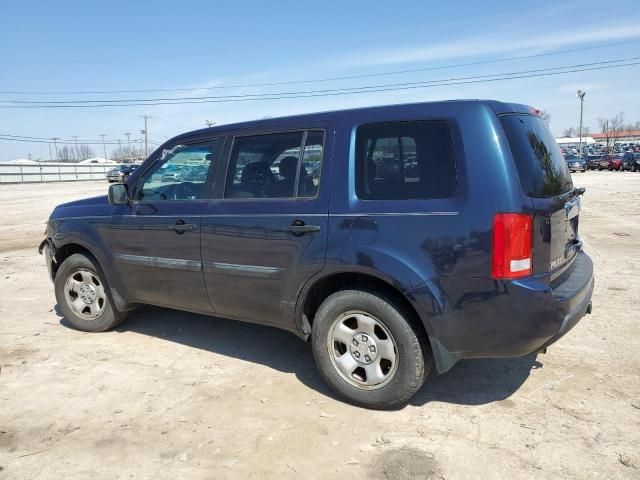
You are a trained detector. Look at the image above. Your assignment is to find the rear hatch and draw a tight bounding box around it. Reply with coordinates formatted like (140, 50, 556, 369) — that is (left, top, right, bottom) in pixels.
(499, 113, 582, 278)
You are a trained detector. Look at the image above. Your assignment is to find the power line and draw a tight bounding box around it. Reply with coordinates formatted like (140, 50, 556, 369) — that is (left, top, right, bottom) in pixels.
(0, 132, 163, 144)
(1, 39, 638, 95)
(0, 136, 145, 145)
(3, 56, 637, 106)
(1, 59, 638, 109)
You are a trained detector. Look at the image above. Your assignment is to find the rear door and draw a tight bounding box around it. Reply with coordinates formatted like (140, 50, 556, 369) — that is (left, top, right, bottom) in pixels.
(201, 129, 329, 329)
(110, 137, 222, 313)
(499, 114, 581, 275)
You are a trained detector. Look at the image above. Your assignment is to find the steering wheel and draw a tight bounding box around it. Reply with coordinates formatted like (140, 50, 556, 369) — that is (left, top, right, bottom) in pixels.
(173, 182, 200, 200)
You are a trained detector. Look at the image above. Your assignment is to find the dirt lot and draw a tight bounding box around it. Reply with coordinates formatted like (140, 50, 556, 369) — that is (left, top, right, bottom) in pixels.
(1, 173, 639, 479)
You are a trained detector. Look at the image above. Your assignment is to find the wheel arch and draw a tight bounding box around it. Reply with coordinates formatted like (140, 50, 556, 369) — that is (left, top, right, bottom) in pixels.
(52, 235, 132, 312)
(53, 242, 98, 278)
(299, 267, 443, 339)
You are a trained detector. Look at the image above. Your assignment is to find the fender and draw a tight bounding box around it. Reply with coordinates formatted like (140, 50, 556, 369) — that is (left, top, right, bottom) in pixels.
(295, 245, 452, 343)
(50, 216, 131, 310)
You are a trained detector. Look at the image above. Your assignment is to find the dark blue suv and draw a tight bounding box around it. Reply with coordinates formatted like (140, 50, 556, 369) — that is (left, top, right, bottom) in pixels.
(40, 100, 594, 408)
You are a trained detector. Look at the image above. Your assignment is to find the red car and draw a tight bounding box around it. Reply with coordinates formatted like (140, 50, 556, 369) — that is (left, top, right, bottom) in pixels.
(597, 155, 622, 171)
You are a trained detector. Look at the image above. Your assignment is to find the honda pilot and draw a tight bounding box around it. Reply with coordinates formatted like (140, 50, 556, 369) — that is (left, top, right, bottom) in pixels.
(40, 100, 594, 409)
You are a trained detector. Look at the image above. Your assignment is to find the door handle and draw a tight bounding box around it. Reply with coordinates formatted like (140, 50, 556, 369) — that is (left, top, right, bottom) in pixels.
(169, 220, 196, 233)
(287, 220, 321, 235)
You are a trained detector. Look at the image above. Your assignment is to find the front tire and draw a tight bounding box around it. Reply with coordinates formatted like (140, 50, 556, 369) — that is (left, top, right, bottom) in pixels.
(54, 253, 127, 332)
(311, 289, 431, 409)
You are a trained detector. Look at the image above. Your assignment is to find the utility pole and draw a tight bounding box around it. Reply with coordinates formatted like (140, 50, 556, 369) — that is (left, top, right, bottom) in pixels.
(100, 134, 108, 160)
(124, 132, 132, 162)
(72, 135, 80, 162)
(576, 90, 586, 157)
(48, 143, 53, 162)
(139, 115, 151, 158)
(206, 120, 216, 127)
(51, 138, 60, 161)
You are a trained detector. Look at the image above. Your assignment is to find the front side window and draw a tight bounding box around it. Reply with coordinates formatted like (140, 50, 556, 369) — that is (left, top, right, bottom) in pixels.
(136, 140, 218, 201)
(225, 130, 324, 199)
(355, 121, 456, 200)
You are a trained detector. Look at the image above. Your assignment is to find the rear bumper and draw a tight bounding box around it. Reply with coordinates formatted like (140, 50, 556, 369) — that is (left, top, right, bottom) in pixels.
(424, 252, 594, 373)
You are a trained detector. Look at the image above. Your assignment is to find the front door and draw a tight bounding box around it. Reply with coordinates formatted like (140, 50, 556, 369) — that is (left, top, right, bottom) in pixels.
(110, 137, 222, 313)
(202, 130, 329, 329)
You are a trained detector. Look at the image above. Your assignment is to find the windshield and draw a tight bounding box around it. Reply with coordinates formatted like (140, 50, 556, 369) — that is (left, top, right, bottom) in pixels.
(500, 114, 573, 198)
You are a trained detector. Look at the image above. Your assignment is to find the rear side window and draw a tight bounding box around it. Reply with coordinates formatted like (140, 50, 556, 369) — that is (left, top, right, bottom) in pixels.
(500, 115, 573, 198)
(355, 120, 456, 200)
(224, 130, 324, 199)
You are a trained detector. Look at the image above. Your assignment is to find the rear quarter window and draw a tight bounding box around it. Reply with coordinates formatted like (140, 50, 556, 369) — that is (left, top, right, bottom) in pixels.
(500, 115, 573, 198)
(355, 120, 457, 200)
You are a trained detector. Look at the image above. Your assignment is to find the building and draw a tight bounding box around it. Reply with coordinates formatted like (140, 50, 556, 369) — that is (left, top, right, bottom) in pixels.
(555, 136, 596, 147)
(591, 130, 640, 144)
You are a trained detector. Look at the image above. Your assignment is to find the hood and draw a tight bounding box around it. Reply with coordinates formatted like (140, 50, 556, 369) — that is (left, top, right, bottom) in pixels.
(58, 195, 109, 208)
(50, 194, 111, 220)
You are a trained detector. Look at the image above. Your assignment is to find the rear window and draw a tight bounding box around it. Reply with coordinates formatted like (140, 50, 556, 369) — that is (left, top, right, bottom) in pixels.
(355, 120, 456, 200)
(500, 115, 573, 198)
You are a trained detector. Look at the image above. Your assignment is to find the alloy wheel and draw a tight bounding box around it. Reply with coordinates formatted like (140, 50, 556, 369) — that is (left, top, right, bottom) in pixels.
(64, 268, 107, 319)
(327, 310, 398, 390)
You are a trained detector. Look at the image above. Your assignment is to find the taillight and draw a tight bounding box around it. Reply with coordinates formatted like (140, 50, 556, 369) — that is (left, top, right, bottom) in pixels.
(492, 213, 533, 279)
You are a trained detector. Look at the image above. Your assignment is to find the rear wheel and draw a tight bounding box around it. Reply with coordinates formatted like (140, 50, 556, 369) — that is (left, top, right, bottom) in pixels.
(54, 253, 127, 332)
(311, 289, 431, 409)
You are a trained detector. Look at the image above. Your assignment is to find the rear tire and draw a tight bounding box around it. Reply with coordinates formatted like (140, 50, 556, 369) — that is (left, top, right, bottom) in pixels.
(311, 289, 431, 409)
(54, 253, 127, 332)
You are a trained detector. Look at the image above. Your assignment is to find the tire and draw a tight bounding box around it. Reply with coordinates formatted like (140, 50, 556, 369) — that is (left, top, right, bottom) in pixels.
(632, 165, 637, 172)
(311, 289, 431, 409)
(54, 253, 127, 332)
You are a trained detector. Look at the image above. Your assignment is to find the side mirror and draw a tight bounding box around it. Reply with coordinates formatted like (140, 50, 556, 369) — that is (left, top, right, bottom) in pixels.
(108, 183, 129, 205)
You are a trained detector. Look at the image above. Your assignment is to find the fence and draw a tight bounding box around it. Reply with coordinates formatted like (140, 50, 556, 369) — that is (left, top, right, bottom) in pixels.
(0, 163, 123, 184)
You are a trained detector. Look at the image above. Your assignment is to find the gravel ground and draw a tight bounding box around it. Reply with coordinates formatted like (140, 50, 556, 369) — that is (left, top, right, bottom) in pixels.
(0, 173, 639, 479)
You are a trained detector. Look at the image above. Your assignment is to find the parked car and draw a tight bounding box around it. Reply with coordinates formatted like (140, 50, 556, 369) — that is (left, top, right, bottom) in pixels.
(564, 154, 586, 173)
(598, 155, 622, 171)
(106, 164, 137, 183)
(586, 155, 602, 170)
(620, 152, 640, 171)
(161, 170, 182, 182)
(39, 101, 593, 409)
(183, 165, 208, 181)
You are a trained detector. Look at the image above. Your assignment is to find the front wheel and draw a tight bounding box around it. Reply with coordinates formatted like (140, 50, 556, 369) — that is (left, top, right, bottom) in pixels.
(311, 289, 431, 409)
(54, 253, 127, 332)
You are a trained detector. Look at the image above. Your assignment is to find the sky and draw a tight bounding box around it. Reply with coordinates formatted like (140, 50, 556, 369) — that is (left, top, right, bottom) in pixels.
(1, 0, 639, 161)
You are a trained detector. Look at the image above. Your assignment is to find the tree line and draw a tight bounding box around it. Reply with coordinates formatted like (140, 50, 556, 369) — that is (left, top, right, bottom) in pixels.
(55, 144, 145, 162)
(562, 113, 639, 149)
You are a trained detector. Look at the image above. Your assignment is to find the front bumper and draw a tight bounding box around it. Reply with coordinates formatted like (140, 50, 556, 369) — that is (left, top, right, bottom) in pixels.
(38, 238, 56, 281)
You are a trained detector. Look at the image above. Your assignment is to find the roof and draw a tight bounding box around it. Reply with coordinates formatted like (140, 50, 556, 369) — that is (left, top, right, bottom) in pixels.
(591, 130, 640, 139)
(169, 99, 532, 145)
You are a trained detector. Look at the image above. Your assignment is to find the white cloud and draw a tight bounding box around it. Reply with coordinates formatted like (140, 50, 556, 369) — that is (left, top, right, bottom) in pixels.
(341, 23, 640, 68)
